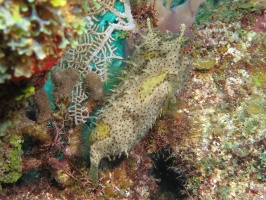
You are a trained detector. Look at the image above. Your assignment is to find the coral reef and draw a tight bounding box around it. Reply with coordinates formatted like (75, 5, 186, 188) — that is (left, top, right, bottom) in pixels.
(150, 0, 266, 198)
(0, 81, 35, 187)
(0, 0, 87, 190)
(0, 0, 87, 82)
(1, 0, 266, 200)
(0, 0, 137, 195)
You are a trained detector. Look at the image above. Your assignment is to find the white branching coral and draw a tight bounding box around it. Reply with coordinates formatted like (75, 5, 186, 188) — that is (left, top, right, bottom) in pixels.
(53, 0, 135, 125)
(68, 81, 90, 124)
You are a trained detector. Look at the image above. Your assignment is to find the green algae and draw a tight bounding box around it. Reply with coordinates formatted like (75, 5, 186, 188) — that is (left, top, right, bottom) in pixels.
(245, 94, 266, 115)
(0, 135, 23, 184)
(193, 58, 216, 71)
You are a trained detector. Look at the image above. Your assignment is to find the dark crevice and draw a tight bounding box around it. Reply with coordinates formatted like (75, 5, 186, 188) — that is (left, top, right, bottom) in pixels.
(150, 146, 188, 199)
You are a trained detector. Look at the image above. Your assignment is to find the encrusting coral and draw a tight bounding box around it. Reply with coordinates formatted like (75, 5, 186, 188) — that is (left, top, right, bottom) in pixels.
(0, 0, 87, 83)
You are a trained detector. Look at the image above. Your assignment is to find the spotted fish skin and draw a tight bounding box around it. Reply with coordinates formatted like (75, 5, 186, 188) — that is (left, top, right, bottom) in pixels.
(88, 26, 193, 185)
